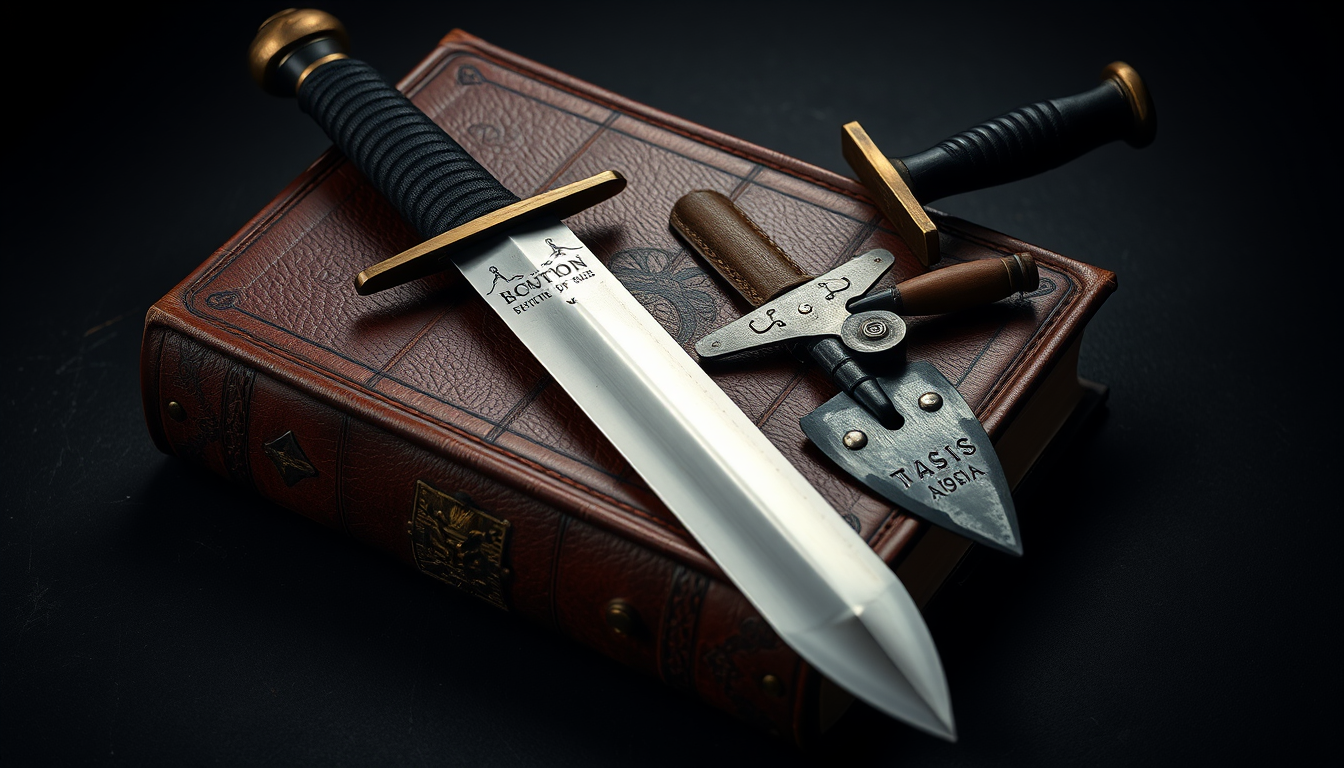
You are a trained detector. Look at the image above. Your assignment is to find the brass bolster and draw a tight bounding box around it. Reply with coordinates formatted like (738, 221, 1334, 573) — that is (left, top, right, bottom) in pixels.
(355, 170, 627, 294)
(841, 121, 940, 267)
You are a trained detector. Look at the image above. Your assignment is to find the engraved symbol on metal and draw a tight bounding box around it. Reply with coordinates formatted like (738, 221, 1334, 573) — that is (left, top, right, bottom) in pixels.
(485, 265, 524, 295)
(800, 362, 1021, 556)
(409, 481, 511, 610)
(695, 249, 898, 358)
(749, 308, 786, 334)
(817, 277, 852, 301)
(540, 237, 582, 266)
(262, 430, 318, 487)
(919, 392, 944, 412)
(840, 310, 906, 354)
(862, 319, 889, 339)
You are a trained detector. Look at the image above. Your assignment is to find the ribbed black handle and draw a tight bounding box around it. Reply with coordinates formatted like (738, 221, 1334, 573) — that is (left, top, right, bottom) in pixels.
(297, 58, 519, 238)
(896, 64, 1155, 203)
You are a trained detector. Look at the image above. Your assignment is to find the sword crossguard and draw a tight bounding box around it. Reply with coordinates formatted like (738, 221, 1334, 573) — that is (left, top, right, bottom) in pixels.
(247, 9, 626, 294)
(843, 62, 1156, 266)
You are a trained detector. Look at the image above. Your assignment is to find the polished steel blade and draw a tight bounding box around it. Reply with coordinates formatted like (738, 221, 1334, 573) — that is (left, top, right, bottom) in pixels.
(454, 218, 954, 739)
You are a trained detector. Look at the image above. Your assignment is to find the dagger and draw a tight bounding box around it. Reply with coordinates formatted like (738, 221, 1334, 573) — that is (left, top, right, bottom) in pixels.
(672, 190, 1033, 555)
(844, 62, 1156, 265)
(248, 9, 955, 738)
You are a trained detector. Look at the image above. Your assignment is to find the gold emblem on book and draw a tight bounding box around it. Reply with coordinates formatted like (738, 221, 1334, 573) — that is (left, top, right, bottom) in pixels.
(263, 430, 317, 487)
(409, 481, 510, 610)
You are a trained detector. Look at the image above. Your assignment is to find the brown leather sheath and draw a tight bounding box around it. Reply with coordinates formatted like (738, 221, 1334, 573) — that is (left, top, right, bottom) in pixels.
(670, 190, 811, 305)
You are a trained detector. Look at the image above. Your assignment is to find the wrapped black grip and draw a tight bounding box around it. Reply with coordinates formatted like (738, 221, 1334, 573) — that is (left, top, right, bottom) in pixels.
(897, 79, 1142, 203)
(298, 58, 519, 238)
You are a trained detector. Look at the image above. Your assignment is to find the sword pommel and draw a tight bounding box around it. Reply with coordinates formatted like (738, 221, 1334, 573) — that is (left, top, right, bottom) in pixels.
(248, 8, 350, 96)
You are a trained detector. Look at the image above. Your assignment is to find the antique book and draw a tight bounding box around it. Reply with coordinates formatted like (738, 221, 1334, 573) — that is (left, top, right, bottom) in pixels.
(139, 29, 1116, 743)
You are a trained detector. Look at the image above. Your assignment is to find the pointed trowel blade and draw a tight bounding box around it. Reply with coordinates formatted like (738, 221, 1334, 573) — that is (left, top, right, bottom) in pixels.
(800, 362, 1022, 556)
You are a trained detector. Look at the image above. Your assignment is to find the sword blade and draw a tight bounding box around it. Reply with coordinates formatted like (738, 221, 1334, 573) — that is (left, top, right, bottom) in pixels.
(457, 217, 954, 739)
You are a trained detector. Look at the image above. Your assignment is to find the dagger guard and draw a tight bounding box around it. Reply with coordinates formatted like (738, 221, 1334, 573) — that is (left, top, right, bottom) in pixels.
(844, 62, 1156, 265)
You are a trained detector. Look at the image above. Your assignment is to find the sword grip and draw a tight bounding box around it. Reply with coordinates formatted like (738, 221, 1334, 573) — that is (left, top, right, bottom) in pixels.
(249, 10, 519, 239)
(894, 62, 1156, 203)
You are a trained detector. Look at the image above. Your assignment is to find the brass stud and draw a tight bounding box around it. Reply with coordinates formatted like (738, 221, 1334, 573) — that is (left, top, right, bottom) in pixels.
(760, 674, 786, 697)
(166, 401, 187, 421)
(918, 392, 943, 412)
(604, 599, 640, 636)
(842, 430, 868, 450)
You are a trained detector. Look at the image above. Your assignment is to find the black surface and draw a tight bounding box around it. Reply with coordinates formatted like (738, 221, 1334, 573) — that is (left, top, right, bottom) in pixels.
(3, 2, 1339, 765)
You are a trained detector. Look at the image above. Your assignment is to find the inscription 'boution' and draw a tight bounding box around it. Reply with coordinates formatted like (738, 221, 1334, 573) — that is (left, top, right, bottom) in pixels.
(491, 251, 594, 315)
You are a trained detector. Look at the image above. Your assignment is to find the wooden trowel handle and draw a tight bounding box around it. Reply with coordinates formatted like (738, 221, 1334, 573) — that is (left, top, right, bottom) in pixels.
(849, 254, 1039, 317)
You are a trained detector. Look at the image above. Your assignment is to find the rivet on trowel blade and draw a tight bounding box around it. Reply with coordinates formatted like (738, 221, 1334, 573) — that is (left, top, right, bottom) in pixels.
(918, 392, 943, 412)
(798, 302, 813, 314)
(842, 430, 868, 450)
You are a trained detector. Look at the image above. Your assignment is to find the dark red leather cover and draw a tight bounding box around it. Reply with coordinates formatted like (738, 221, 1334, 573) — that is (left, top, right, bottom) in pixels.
(139, 30, 1116, 742)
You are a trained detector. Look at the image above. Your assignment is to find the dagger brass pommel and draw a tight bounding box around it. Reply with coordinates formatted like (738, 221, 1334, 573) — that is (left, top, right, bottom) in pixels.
(844, 62, 1156, 266)
(248, 8, 350, 96)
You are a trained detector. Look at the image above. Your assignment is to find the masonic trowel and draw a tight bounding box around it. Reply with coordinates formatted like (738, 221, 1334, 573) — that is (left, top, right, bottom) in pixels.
(672, 190, 1035, 555)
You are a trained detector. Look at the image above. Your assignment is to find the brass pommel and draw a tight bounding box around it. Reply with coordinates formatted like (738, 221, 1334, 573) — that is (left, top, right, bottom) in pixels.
(248, 8, 350, 96)
(1102, 61, 1157, 148)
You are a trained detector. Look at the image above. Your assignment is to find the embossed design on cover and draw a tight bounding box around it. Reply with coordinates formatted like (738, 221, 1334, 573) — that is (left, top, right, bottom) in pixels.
(659, 566, 710, 691)
(704, 616, 786, 730)
(608, 248, 720, 345)
(262, 430, 318, 486)
(409, 481, 511, 610)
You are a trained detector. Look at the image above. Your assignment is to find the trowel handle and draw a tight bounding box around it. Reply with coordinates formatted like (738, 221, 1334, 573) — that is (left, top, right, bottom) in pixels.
(848, 253, 1039, 317)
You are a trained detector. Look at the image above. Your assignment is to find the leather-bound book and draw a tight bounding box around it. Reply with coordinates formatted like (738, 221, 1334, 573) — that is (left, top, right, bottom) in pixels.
(139, 30, 1115, 743)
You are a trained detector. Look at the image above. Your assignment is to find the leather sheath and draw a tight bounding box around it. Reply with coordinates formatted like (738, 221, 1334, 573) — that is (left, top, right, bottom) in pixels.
(671, 190, 811, 305)
(139, 29, 1117, 745)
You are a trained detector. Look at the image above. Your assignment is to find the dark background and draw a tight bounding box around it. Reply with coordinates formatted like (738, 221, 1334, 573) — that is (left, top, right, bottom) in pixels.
(4, 1, 1339, 765)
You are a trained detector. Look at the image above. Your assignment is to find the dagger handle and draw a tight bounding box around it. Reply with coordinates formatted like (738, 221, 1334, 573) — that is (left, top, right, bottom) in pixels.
(248, 9, 518, 239)
(849, 253, 1039, 317)
(671, 190, 904, 429)
(894, 62, 1156, 204)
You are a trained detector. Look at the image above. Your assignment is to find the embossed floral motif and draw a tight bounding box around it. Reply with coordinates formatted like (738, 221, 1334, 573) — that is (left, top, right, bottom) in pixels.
(607, 248, 719, 344)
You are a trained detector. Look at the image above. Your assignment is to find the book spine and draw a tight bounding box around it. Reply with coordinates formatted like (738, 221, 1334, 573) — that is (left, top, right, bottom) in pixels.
(140, 316, 821, 741)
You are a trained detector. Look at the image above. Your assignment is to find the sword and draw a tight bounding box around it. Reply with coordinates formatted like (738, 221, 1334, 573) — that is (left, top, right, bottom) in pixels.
(247, 9, 954, 738)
